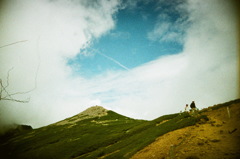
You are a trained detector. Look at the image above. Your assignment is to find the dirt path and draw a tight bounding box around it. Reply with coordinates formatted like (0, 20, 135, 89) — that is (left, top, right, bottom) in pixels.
(131, 102, 240, 159)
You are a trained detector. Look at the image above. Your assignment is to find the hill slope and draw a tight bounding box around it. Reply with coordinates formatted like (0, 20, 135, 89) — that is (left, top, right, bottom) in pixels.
(0, 100, 239, 159)
(132, 99, 240, 159)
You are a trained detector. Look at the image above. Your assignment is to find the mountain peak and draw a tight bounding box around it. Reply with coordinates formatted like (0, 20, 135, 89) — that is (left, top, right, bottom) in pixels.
(55, 106, 108, 126)
(80, 106, 108, 117)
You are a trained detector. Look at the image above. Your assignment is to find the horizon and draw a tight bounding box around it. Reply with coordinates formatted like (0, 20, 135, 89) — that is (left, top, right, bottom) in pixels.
(0, 0, 239, 128)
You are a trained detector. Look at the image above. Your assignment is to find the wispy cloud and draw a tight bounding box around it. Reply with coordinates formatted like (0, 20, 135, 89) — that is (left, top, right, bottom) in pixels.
(147, 0, 189, 44)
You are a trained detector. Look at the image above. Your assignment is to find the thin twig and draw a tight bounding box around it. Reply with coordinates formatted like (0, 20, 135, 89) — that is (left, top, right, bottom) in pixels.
(0, 40, 28, 49)
(0, 39, 40, 103)
(0, 79, 3, 99)
(0, 68, 31, 103)
(5, 37, 40, 97)
(2, 97, 29, 103)
(4, 67, 14, 89)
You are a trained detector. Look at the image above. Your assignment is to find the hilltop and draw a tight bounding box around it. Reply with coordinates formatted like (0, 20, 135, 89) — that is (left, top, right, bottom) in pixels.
(0, 99, 239, 159)
(54, 106, 109, 126)
(132, 99, 240, 159)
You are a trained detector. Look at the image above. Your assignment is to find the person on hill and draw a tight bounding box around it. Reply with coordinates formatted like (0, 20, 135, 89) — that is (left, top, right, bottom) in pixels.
(190, 101, 198, 113)
(184, 104, 189, 112)
(190, 101, 196, 109)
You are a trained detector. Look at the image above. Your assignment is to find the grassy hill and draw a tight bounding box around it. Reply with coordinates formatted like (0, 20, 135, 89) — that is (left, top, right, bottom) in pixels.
(1, 100, 239, 159)
(132, 99, 240, 159)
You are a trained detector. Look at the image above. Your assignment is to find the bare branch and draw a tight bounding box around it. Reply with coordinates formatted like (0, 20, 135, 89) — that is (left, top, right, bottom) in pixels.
(5, 67, 14, 89)
(0, 40, 28, 49)
(1, 97, 29, 103)
(6, 89, 34, 97)
(0, 68, 31, 103)
(1, 84, 13, 100)
(0, 39, 39, 104)
(0, 79, 3, 100)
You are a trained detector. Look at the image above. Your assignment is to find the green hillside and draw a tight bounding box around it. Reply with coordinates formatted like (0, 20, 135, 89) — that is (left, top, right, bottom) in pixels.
(0, 105, 209, 159)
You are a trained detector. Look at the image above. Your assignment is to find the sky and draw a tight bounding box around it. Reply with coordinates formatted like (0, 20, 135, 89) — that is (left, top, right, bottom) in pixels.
(0, 0, 239, 129)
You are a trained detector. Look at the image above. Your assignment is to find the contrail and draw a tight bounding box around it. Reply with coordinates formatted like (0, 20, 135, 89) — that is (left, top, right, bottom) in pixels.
(97, 52, 130, 71)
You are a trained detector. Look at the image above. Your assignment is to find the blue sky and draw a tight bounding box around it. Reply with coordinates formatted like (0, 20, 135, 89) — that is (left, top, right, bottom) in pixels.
(68, 0, 187, 77)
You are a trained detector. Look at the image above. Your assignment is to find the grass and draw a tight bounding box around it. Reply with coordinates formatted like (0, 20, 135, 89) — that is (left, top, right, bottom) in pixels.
(0, 108, 211, 159)
(200, 98, 240, 113)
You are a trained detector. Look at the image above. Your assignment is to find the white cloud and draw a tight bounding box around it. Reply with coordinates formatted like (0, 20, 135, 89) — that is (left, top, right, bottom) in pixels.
(147, 16, 187, 43)
(147, 0, 189, 44)
(148, 22, 170, 41)
(0, 0, 238, 128)
(0, 0, 120, 127)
